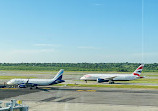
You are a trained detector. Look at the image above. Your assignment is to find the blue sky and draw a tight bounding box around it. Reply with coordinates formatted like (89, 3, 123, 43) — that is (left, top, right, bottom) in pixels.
(0, 0, 157, 63)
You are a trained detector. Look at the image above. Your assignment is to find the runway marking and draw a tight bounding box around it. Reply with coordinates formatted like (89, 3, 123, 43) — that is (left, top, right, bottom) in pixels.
(76, 90, 84, 92)
(86, 90, 96, 92)
(0, 88, 18, 90)
(41, 88, 51, 90)
(76, 90, 96, 92)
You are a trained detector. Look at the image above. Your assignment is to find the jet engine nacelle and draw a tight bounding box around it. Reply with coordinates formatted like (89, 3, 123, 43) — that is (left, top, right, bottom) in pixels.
(97, 78, 109, 83)
(55, 80, 65, 83)
(18, 84, 26, 88)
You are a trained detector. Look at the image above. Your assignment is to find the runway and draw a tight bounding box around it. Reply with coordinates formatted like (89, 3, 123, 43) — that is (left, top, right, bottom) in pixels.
(1, 86, 158, 111)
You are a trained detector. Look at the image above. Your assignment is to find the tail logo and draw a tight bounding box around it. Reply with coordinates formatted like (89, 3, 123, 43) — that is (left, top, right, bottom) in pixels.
(54, 69, 64, 80)
(133, 65, 144, 76)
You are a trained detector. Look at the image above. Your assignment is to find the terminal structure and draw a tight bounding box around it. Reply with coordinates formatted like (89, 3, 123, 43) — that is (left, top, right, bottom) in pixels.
(0, 99, 28, 111)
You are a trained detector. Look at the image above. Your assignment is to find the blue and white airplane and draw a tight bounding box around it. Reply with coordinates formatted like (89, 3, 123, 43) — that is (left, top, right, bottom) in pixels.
(7, 69, 65, 89)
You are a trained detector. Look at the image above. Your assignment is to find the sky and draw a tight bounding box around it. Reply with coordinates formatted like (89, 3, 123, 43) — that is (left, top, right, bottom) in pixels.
(0, 0, 158, 63)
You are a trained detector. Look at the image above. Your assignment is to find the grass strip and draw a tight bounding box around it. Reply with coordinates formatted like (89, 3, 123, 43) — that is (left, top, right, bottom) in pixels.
(54, 84, 158, 89)
(0, 76, 36, 79)
(120, 79, 158, 84)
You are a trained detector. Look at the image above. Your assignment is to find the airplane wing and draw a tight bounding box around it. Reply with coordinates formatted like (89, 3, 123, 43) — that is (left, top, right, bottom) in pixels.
(100, 76, 117, 80)
(18, 83, 36, 88)
(136, 76, 145, 79)
(18, 79, 37, 88)
(97, 76, 117, 83)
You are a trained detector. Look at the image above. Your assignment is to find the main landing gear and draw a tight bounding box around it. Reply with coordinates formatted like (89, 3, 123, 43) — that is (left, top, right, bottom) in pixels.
(29, 86, 38, 89)
(30, 87, 33, 89)
(109, 81, 115, 84)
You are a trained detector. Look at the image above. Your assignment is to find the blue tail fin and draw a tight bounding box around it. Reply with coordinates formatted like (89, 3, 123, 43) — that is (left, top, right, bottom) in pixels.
(49, 69, 65, 85)
(53, 69, 64, 81)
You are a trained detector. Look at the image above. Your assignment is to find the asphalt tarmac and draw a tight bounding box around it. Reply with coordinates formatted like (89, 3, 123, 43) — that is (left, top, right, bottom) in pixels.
(0, 71, 158, 111)
(0, 86, 158, 111)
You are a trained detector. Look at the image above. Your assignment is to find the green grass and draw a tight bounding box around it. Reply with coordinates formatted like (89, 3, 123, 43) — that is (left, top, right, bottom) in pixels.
(120, 78, 158, 84)
(1, 70, 158, 76)
(0, 70, 86, 75)
(54, 84, 158, 89)
(143, 75, 158, 77)
(0, 76, 36, 79)
(78, 78, 158, 84)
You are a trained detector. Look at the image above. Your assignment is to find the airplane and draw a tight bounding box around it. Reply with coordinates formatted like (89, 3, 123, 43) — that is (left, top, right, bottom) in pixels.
(80, 64, 144, 84)
(7, 69, 65, 89)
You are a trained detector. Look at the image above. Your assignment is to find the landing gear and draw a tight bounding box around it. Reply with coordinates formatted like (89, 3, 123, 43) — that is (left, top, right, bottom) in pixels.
(35, 87, 38, 89)
(9, 85, 16, 88)
(109, 81, 115, 84)
(85, 80, 87, 83)
(30, 87, 33, 89)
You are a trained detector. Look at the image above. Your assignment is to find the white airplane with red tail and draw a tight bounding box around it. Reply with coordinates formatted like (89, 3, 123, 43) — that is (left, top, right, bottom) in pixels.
(80, 64, 144, 84)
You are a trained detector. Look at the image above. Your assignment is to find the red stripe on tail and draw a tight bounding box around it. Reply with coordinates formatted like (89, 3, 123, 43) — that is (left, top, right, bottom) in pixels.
(137, 66, 143, 70)
(133, 73, 140, 76)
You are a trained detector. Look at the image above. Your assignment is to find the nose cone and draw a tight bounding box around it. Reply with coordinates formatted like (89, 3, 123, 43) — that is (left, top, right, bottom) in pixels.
(7, 81, 12, 85)
(80, 76, 86, 80)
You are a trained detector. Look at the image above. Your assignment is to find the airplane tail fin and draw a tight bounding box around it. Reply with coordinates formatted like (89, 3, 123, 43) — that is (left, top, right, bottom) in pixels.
(132, 64, 144, 76)
(53, 69, 64, 81)
(49, 69, 65, 85)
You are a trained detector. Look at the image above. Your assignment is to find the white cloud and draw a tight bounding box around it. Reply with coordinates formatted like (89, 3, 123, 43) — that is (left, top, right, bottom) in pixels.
(34, 43, 62, 47)
(0, 47, 157, 63)
(78, 46, 100, 50)
(11, 49, 55, 54)
(0, 49, 56, 63)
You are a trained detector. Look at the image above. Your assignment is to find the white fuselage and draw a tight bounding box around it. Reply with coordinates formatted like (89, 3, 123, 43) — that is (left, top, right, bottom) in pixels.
(7, 79, 56, 86)
(80, 74, 138, 81)
(7, 69, 65, 88)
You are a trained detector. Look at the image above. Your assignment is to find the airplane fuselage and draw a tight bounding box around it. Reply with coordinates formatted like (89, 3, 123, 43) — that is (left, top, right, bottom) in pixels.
(7, 79, 58, 86)
(80, 74, 138, 81)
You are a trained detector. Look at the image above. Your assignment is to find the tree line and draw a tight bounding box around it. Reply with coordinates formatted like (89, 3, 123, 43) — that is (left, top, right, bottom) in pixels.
(0, 63, 157, 72)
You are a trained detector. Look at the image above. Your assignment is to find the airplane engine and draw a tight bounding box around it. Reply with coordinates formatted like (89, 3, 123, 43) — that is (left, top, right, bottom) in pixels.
(55, 80, 65, 83)
(97, 78, 109, 83)
(18, 84, 26, 88)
